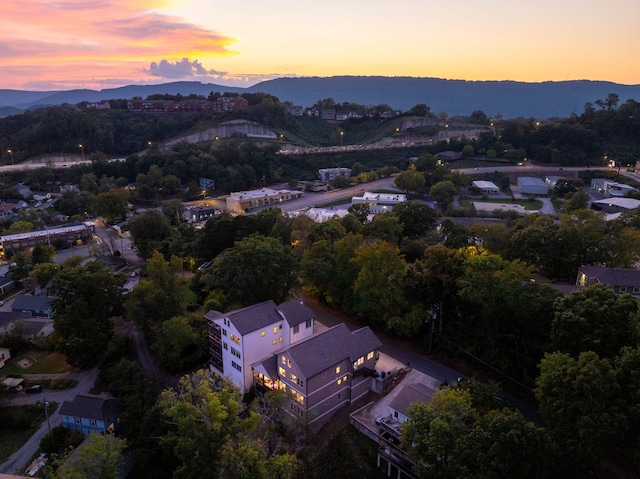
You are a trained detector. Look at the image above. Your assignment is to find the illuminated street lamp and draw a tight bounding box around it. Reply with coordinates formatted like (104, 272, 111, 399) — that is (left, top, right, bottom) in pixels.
(7, 149, 14, 165)
(78, 144, 84, 161)
(340, 131, 344, 146)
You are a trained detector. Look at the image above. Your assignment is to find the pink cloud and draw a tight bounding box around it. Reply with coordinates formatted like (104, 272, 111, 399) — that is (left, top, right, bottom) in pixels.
(0, 0, 238, 89)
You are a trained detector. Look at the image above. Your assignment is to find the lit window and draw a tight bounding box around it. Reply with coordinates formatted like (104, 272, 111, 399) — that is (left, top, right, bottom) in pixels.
(273, 339, 277, 345)
(279, 367, 286, 376)
(261, 331, 265, 337)
(281, 356, 286, 365)
(279, 337, 283, 342)
(335, 366, 341, 374)
(287, 359, 292, 368)
(367, 351, 374, 360)
(273, 326, 278, 334)
(337, 378, 342, 385)
(343, 375, 347, 382)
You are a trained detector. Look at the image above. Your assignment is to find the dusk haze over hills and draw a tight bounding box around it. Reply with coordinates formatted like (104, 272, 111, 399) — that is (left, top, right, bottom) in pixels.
(1, 1, 639, 92)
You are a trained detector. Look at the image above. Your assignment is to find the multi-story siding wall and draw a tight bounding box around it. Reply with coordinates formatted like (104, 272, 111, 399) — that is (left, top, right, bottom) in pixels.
(207, 299, 314, 393)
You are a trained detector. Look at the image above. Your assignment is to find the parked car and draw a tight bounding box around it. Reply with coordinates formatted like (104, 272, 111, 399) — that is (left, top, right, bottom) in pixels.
(26, 385, 42, 394)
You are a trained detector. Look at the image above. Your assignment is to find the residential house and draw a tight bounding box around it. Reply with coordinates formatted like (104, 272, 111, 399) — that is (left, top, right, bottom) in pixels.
(13, 183, 32, 199)
(187, 205, 217, 222)
(0, 346, 10, 368)
(253, 323, 382, 429)
(11, 294, 54, 318)
(206, 299, 315, 393)
(59, 394, 119, 437)
(576, 265, 640, 295)
(0, 312, 54, 339)
(376, 382, 436, 479)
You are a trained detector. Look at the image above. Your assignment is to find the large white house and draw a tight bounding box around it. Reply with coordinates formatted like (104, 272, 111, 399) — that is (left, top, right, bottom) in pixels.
(351, 192, 407, 213)
(206, 299, 315, 393)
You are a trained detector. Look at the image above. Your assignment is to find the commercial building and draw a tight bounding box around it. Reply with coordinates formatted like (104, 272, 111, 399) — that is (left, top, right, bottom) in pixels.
(225, 188, 303, 215)
(471, 180, 500, 194)
(351, 192, 407, 213)
(517, 177, 549, 195)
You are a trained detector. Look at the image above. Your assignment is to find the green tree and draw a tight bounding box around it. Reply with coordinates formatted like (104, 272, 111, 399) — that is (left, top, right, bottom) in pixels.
(394, 168, 426, 194)
(550, 283, 639, 358)
(210, 234, 298, 305)
(31, 244, 56, 265)
(428, 180, 457, 205)
(127, 210, 172, 259)
(391, 201, 439, 239)
(92, 190, 128, 223)
(54, 434, 126, 479)
(402, 388, 476, 478)
(51, 261, 126, 365)
(153, 314, 208, 373)
(536, 351, 624, 476)
(30, 262, 60, 288)
(9, 251, 32, 283)
(362, 214, 403, 245)
(158, 370, 271, 479)
(351, 240, 408, 331)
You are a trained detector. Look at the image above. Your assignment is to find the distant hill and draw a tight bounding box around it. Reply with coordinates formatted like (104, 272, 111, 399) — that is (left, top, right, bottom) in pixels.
(1, 77, 639, 119)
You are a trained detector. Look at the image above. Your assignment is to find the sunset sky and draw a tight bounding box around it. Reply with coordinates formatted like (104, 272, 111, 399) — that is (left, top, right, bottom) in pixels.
(1, 0, 639, 91)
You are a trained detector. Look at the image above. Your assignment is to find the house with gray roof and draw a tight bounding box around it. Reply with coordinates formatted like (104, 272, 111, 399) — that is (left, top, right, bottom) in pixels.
(206, 299, 315, 393)
(253, 323, 382, 429)
(11, 294, 53, 318)
(59, 394, 119, 437)
(576, 265, 640, 295)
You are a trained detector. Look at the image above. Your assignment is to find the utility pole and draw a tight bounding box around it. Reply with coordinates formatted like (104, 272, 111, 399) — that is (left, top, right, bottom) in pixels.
(43, 398, 52, 436)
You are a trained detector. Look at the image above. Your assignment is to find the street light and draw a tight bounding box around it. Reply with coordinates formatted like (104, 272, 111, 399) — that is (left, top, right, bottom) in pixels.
(78, 144, 84, 161)
(7, 149, 14, 165)
(43, 398, 52, 436)
(340, 131, 344, 146)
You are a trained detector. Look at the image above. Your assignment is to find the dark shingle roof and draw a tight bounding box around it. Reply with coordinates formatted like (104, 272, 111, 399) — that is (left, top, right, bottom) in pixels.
(205, 299, 315, 334)
(206, 300, 283, 335)
(389, 383, 436, 417)
(287, 324, 382, 378)
(276, 299, 314, 327)
(59, 394, 118, 421)
(11, 294, 52, 312)
(579, 265, 640, 287)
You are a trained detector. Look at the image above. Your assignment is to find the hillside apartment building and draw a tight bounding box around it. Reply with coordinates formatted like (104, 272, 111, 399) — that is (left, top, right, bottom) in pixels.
(207, 300, 382, 428)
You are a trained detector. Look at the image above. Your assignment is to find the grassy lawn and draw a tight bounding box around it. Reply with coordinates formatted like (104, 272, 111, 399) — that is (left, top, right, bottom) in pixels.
(460, 197, 543, 210)
(1, 350, 76, 376)
(0, 402, 57, 464)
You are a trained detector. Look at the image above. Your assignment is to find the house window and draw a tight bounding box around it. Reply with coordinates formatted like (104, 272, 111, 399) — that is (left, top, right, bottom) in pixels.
(261, 331, 265, 337)
(281, 356, 286, 365)
(222, 329, 227, 336)
(223, 342, 228, 350)
(229, 333, 240, 345)
(620, 286, 628, 292)
(75, 417, 82, 424)
(394, 411, 399, 418)
(367, 351, 374, 360)
(335, 366, 341, 374)
(633, 287, 640, 294)
(305, 319, 312, 328)
(279, 337, 283, 342)
(293, 324, 299, 334)
(231, 347, 241, 359)
(354, 356, 364, 367)
(231, 361, 242, 372)
(337, 393, 341, 400)
(279, 367, 286, 376)
(287, 359, 292, 368)
(273, 339, 277, 345)
(89, 419, 97, 427)
(273, 326, 278, 334)
(337, 378, 342, 385)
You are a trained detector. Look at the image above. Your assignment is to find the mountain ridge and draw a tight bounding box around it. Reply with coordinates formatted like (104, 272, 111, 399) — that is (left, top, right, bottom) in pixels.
(2, 76, 639, 119)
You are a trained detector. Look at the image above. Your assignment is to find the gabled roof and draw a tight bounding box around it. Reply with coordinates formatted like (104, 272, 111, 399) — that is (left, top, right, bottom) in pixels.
(205, 300, 282, 335)
(11, 294, 52, 312)
(389, 383, 436, 417)
(205, 299, 315, 334)
(579, 265, 640, 287)
(276, 299, 314, 327)
(59, 394, 118, 421)
(286, 324, 382, 378)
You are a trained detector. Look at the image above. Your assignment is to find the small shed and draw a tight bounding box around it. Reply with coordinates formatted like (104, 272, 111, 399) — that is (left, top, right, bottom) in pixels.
(517, 177, 549, 195)
(472, 180, 500, 194)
